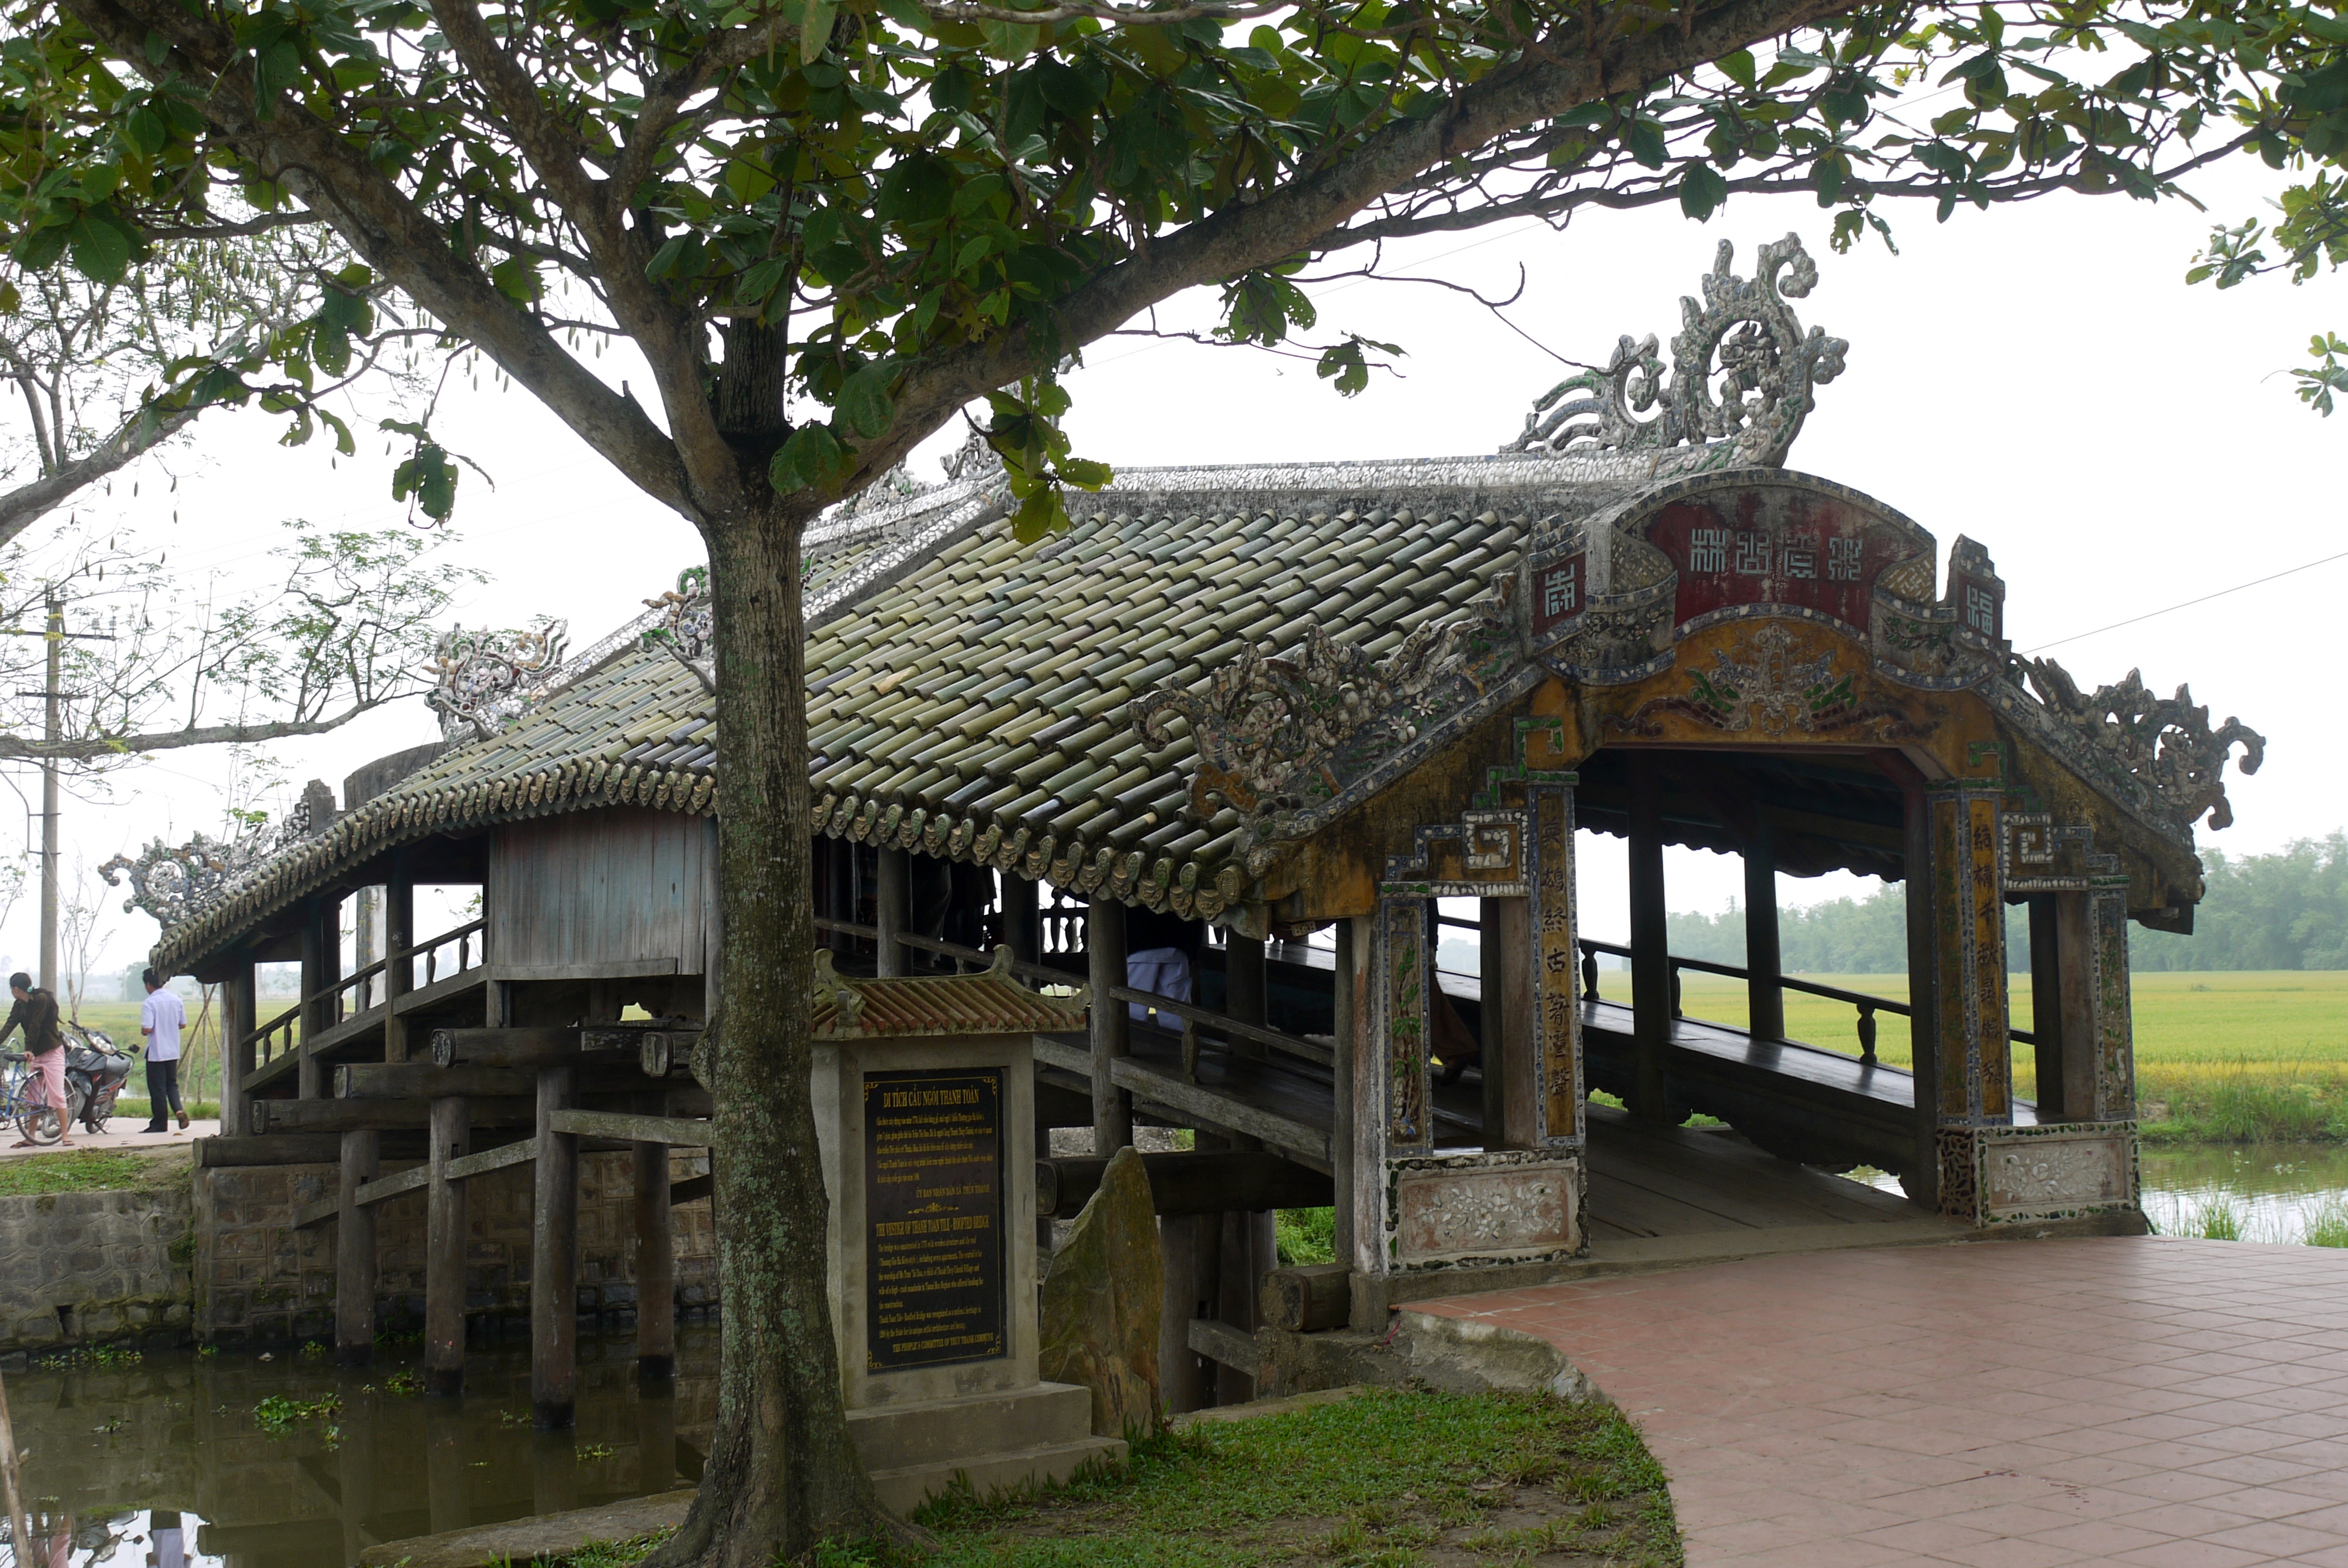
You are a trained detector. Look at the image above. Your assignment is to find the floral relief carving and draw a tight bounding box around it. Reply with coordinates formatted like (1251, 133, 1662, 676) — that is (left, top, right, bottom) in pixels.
(1394, 1163, 1577, 1261)
(1131, 576, 1516, 848)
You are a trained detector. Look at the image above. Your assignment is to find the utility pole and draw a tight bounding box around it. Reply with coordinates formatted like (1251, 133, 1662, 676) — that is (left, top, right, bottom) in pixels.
(0, 604, 107, 997)
(39, 591, 58, 993)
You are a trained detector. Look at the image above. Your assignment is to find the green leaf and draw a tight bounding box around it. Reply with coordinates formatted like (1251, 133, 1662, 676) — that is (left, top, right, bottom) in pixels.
(1010, 484, 1069, 543)
(66, 212, 133, 283)
(490, 256, 542, 303)
(771, 423, 846, 491)
(1717, 50, 1756, 89)
(835, 361, 897, 440)
(796, 0, 839, 63)
(123, 106, 167, 156)
(1679, 163, 1730, 219)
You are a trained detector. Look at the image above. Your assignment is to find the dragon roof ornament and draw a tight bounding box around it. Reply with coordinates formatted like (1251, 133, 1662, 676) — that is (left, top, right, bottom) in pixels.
(100, 782, 336, 930)
(2023, 659, 2266, 833)
(642, 566, 714, 694)
(1503, 234, 1848, 469)
(427, 621, 571, 744)
(1132, 576, 1520, 865)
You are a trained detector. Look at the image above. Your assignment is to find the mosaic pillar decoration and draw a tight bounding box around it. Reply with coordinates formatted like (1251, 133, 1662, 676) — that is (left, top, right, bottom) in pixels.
(1927, 784, 2013, 1128)
(1532, 783, 1581, 1146)
(1935, 807, 2144, 1227)
(1364, 721, 1587, 1278)
(2090, 888, 2137, 1121)
(1379, 895, 1432, 1153)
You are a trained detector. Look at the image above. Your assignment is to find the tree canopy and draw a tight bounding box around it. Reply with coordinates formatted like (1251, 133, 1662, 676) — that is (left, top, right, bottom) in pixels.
(4, 0, 2344, 523)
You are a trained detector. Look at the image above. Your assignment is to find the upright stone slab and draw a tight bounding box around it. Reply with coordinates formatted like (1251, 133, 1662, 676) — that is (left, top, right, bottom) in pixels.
(809, 948, 1126, 1512)
(1039, 1145, 1164, 1437)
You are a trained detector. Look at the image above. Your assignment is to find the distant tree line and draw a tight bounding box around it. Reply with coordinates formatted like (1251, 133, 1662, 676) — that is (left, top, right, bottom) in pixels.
(1661, 833, 2348, 975)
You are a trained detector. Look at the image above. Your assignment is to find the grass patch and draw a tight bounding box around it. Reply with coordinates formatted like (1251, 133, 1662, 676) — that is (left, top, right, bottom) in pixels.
(0, 1144, 190, 1195)
(526, 1391, 1681, 1567)
(1275, 1208, 1335, 1266)
(906, 1388, 1678, 1567)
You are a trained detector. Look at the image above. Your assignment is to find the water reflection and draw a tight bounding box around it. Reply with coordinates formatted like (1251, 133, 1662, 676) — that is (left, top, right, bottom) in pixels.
(2139, 1142, 2348, 1243)
(0, 1326, 713, 1568)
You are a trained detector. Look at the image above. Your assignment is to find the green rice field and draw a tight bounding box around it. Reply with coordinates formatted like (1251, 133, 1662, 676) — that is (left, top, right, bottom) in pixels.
(1650, 969, 2348, 1139)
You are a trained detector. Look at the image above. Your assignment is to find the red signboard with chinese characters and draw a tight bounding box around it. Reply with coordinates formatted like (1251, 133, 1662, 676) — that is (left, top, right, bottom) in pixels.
(1643, 492, 1907, 631)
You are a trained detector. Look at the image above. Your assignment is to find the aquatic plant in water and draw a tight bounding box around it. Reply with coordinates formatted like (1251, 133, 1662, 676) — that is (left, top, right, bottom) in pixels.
(252, 1391, 343, 1435)
(2192, 1197, 2247, 1241)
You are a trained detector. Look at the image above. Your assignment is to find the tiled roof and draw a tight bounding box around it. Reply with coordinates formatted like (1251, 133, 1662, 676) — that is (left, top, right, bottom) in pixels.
(811, 947, 1087, 1038)
(152, 450, 1655, 971)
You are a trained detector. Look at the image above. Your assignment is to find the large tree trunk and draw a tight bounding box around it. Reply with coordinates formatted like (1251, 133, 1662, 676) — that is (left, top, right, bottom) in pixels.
(646, 508, 905, 1566)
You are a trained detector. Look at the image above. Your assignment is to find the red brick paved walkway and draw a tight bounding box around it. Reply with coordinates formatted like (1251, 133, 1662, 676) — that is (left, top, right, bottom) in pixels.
(1414, 1237, 2348, 1566)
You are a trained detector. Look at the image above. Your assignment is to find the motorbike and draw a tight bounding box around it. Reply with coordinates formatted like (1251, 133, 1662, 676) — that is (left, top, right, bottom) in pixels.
(63, 1024, 136, 1134)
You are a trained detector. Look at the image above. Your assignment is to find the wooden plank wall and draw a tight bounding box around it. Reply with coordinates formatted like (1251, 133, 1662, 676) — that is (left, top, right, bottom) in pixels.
(488, 807, 710, 975)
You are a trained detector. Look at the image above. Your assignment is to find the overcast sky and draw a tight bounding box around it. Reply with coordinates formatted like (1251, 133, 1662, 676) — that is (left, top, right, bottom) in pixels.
(33, 150, 2339, 979)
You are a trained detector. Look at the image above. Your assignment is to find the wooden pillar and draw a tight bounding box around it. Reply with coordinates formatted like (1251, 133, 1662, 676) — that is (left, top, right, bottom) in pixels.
(1224, 935, 1266, 1052)
(334, 1129, 380, 1366)
(2029, 893, 2064, 1120)
(531, 1062, 579, 1429)
(1156, 1211, 1214, 1414)
(633, 1124, 676, 1379)
(1625, 754, 1673, 1124)
(875, 846, 909, 978)
(2051, 891, 2103, 1119)
(222, 957, 255, 1139)
(1087, 897, 1129, 1153)
(298, 899, 335, 1100)
(383, 871, 415, 1063)
(1334, 914, 1365, 1278)
(1744, 815, 1785, 1042)
(354, 887, 382, 1010)
(1217, 930, 1272, 1404)
(1482, 897, 1537, 1147)
(1894, 761, 1941, 1207)
(1003, 874, 1040, 967)
(424, 1096, 470, 1394)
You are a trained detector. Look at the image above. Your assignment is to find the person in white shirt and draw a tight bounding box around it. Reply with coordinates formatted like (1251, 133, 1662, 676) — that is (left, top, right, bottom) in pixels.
(139, 968, 188, 1133)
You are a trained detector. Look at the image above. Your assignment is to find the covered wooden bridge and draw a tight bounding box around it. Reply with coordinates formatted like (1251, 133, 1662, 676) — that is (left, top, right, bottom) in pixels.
(130, 235, 2260, 1418)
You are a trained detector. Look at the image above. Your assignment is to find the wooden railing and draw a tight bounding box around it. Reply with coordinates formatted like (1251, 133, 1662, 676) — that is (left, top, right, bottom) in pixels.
(812, 917, 1074, 988)
(1571, 935, 2036, 1065)
(242, 917, 488, 1066)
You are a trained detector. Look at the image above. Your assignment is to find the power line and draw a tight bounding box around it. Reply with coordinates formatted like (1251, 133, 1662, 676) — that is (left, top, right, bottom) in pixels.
(2022, 548, 2348, 655)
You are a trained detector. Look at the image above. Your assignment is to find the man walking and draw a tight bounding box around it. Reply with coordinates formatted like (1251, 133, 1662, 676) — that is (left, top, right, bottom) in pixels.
(140, 969, 187, 1133)
(0, 974, 67, 1147)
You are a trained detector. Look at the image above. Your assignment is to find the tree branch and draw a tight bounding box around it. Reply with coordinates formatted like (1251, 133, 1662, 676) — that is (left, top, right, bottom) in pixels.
(64, 0, 699, 522)
(0, 700, 400, 762)
(0, 403, 201, 550)
(876, 0, 1865, 482)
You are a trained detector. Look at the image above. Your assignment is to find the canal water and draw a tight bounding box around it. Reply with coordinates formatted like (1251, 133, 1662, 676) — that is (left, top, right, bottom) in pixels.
(0, 1324, 714, 1567)
(2138, 1143, 2348, 1243)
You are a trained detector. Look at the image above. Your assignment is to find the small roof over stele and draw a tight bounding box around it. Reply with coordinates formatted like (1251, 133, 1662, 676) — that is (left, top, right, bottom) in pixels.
(809, 946, 1088, 1039)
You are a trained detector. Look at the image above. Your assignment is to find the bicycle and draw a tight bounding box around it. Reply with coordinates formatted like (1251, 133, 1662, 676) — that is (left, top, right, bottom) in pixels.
(0, 1049, 62, 1145)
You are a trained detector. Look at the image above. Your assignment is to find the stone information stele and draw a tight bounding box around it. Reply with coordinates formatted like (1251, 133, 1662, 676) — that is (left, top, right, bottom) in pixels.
(863, 1066, 1007, 1371)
